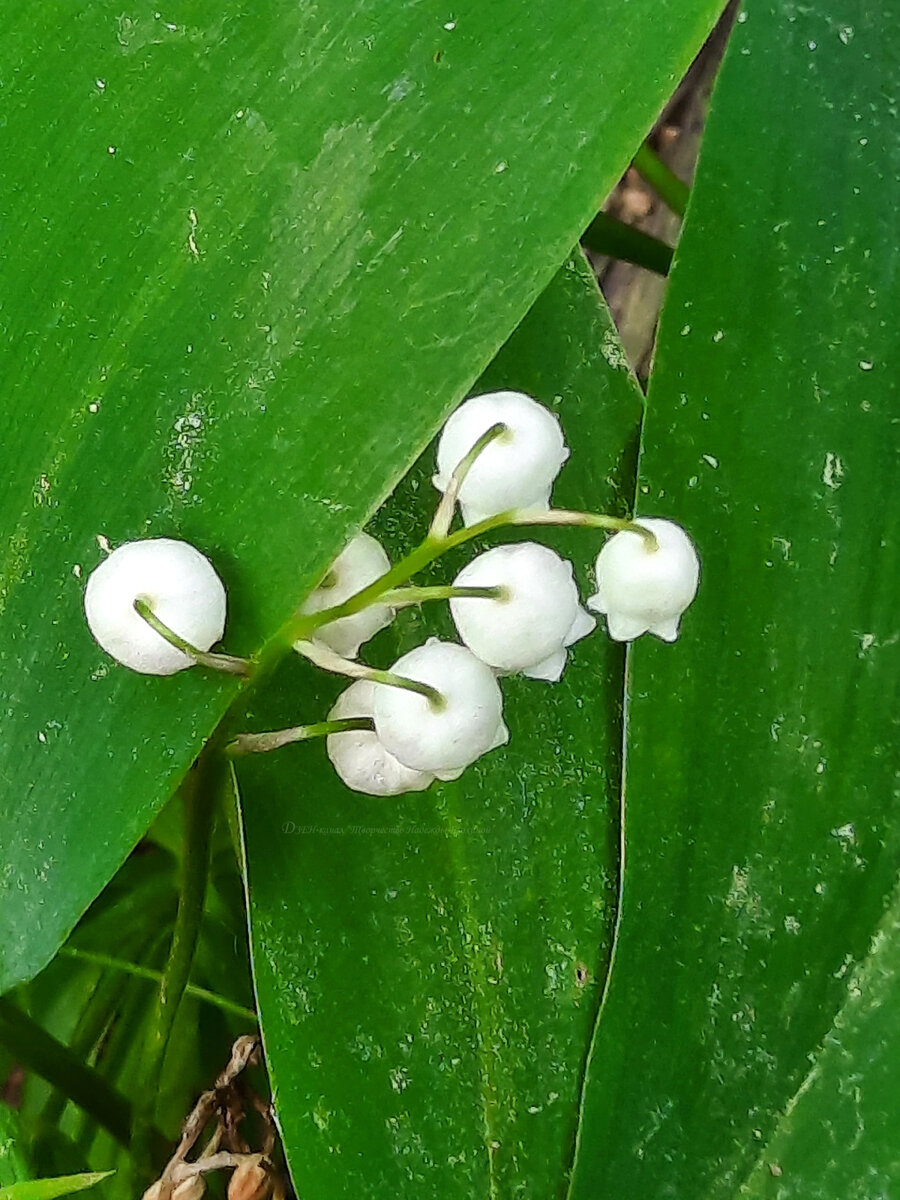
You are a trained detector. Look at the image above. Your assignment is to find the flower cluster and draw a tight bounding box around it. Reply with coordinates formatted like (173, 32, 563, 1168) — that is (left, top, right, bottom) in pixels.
(83, 390, 700, 796)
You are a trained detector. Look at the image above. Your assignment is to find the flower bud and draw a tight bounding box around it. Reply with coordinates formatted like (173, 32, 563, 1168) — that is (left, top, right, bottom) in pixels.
(588, 518, 699, 642)
(84, 538, 226, 675)
(433, 391, 569, 526)
(172, 1177, 207, 1200)
(450, 542, 595, 680)
(227, 1159, 271, 1200)
(299, 532, 394, 658)
(373, 639, 507, 779)
(327, 680, 435, 796)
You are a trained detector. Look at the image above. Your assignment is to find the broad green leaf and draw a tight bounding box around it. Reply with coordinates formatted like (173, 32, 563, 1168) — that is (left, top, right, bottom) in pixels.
(569, 3, 899, 1198)
(0, 1174, 112, 1200)
(237, 256, 642, 1197)
(0, 0, 726, 996)
(739, 879, 900, 1198)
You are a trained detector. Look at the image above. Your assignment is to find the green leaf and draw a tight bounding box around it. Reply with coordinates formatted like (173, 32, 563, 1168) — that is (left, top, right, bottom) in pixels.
(0, 1108, 30, 1188)
(238, 255, 642, 1197)
(738, 879, 900, 1198)
(0, 0, 726, 996)
(569, 3, 900, 1197)
(0, 1173, 112, 1200)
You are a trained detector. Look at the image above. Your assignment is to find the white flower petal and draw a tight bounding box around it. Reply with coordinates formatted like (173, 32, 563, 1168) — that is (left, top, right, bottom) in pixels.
(327, 680, 434, 796)
(450, 542, 589, 680)
(434, 392, 568, 523)
(593, 518, 700, 643)
(84, 538, 226, 676)
(300, 532, 394, 658)
(373, 639, 506, 775)
(523, 648, 567, 682)
(565, 605, 597, 647)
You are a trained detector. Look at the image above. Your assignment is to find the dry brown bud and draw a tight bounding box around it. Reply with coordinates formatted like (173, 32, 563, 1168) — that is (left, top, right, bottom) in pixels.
(227, 1158, 272, 1200)
(141, 1183, 164, 1200)
(172, 1177, 207, 1200)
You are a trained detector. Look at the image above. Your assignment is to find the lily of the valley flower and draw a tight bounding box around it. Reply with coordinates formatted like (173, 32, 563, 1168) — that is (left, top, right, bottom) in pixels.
(327, 680, 435, 796)
(450, 541, 594, 680)
(299, 532, 394, 658)
(588, 517, 700, 642)
(372, 639, 508, 780)
(84, 538, 227, 675)
(432, 390, 568, 526)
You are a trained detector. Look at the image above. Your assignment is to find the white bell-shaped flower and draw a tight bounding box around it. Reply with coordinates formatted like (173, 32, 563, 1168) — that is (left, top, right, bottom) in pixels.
(588, 518, 700, 642)
(372, 639, 508, 781)
(300, 532, 394, 658)
(326, 680, 435, 796)
(433, 391, 569, 526)
(450, 542, 595, 681)
(84, 538, 226, 675)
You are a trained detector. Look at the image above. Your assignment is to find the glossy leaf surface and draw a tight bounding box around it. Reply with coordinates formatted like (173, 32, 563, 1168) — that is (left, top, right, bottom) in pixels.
(739, 881, 900, 1198)
(0, 0, 725, 993)
(238, 256, 642, 1197)
(570, 3, 900, 1197)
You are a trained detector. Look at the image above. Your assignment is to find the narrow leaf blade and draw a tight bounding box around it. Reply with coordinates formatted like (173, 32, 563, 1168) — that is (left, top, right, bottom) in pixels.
(569, 2, 900, 1196)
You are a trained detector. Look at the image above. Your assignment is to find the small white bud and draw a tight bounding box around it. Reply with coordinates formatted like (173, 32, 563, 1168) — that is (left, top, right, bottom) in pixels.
(450, 542, 595, 681)
(588, 518, 700, 642)
(373, 639, 508, 780)
(433, 391, 569, 526)
(84, 538, 226, 675)
(326, 680, 435, 796)
(300, 532, 394, 658)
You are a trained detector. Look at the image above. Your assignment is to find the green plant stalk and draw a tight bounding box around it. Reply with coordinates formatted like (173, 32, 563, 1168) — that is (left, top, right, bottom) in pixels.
(133, 599, 252, 677)
(37, 965, 127, 1132)
(56, 949, 258, 1023)
(139, 753, 219, 1126)
(632, 143, 689, 217)
(294, 639, 446, 708)
(285, 506, 654, 645)
(0, 998, 134, 1148)
(581, 211, 674, 275)
(229, 717, 375, 756)
(429, 421, 508, 539)
(73, 932, 171, 1166)
(381, 584, 506, 606)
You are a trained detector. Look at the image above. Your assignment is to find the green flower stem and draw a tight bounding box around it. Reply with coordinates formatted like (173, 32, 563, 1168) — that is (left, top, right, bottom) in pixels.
(632, 143, 689, 218)
(507, 508, 659, 550)
(382, 584, 506, 606)
(288, 505, 654, 649)
(57, 948, 258, 1024)
(139, 753, 219, 1132)
(429, 421, 509, 539)
(133, 598, 252, 677)
(0, 996, 136, 1149)
(286, 518, 507, 645)
(294, 638, 445, 710)
(229, 717, 375, 756)
(581, 210, 674, 275)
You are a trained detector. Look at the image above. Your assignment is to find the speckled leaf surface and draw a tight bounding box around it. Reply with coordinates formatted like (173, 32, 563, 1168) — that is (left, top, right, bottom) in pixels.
(237, 256, 643, 1197)
(0, 0, 725, 994)
(738, 879, 900, 1199)
(569, 3, 899, 1198)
